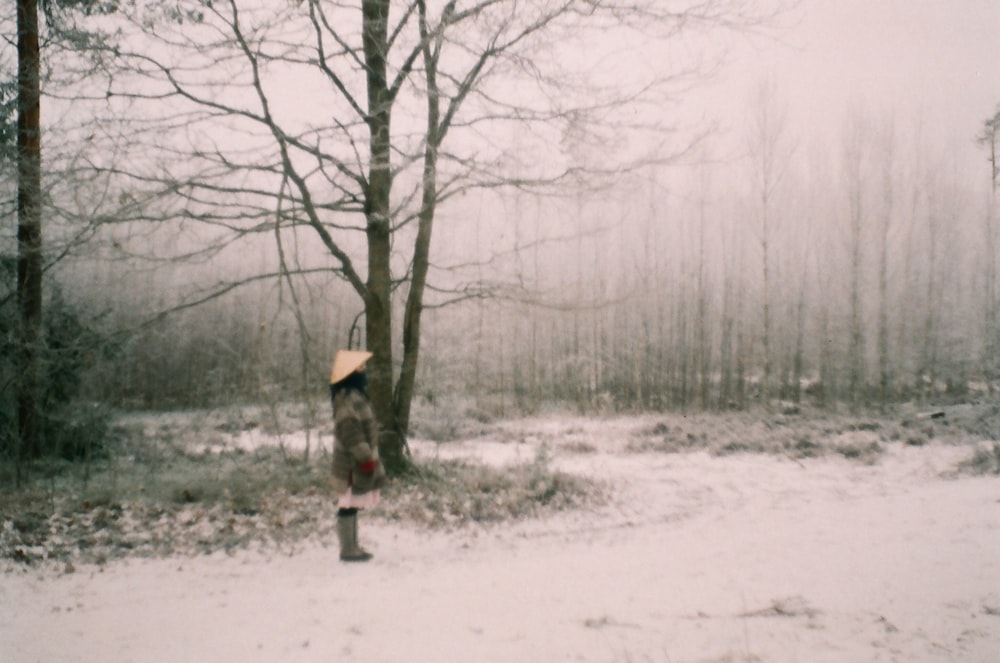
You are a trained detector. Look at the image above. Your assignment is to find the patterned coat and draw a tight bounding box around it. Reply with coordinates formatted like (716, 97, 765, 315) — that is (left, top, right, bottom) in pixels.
(331, 388, 386, 496)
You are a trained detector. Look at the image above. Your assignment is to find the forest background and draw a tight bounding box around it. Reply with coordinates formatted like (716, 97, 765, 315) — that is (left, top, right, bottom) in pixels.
(2, 0, 1000, 471)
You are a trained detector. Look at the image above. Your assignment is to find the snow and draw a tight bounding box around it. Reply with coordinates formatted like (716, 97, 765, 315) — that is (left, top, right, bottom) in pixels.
(2, 415, 999, 662)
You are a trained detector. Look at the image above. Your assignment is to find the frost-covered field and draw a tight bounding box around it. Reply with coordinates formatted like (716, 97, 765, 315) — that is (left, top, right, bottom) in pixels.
(2, 406, 999, 662)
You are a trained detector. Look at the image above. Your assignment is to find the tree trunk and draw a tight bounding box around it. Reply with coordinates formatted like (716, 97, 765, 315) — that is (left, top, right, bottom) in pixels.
(845, 127, 866, 412)
(877, 139, 894, 412)
(921, 192, 941, 403)
(393, 10, 442, 448)
(987, 192, 998, 394)
(792, 281, 805, 404)
(696, 184, 711, 409)
(361, 0, 404, 471)
(16, 0, 43, 461)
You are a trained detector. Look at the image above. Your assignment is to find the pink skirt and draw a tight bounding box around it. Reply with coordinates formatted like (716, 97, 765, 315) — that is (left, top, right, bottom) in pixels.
(338, 487, 381, 510)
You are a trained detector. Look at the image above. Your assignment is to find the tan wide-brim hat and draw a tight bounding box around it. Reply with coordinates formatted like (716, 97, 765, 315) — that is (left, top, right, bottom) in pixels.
(330, 349, 374, 384)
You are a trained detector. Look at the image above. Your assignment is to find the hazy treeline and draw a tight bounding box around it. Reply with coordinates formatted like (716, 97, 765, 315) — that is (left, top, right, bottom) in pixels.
(423, 121, 996, 414)
(53, 105, 997, 416)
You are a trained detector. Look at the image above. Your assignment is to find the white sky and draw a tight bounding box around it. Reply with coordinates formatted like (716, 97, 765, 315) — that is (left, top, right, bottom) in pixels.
(702, 0, 1000, 183)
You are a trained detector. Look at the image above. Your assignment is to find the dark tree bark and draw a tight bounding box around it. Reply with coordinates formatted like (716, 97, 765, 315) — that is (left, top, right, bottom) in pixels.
(16, 0, 44, 460)
(360, 0, 406, 470)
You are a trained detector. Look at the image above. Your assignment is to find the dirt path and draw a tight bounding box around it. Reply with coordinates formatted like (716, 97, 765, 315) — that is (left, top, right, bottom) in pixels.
(2, 443, 999, 662)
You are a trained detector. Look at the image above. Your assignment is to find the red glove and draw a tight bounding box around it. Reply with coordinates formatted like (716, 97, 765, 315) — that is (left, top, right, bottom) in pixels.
(358, 459, 378, 474)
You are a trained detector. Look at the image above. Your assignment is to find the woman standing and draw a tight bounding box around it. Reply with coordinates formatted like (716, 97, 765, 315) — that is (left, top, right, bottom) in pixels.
(329, 349, 385, 562)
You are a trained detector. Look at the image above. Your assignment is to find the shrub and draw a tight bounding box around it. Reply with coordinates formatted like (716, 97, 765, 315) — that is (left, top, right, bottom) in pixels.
(959, 443, 1000, 476)
(0, 286, 114, 462)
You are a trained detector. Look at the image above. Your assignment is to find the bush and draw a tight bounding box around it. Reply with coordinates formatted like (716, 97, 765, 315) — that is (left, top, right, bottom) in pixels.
(959, 443, 1000, 476)
(0, 285, 114, 462)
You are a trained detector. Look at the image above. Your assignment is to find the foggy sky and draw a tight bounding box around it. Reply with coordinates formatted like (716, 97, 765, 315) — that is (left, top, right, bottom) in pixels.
(701, 0, 1000, 184)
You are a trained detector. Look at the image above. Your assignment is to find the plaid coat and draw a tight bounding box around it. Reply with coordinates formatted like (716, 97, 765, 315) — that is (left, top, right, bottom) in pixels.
(331, 388, 385, 496)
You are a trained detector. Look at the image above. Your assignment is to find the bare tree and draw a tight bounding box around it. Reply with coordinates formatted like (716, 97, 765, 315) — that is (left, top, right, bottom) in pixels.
(86, 0, 778, 467)
(976, 104, 1000, 390)
(841, 111, 872, 411)
(873, 119, 895, 411)
(977, 104, 1000, 194)
(746, 78, 792, 407)
(919, 173, 944, 401)
(694, 164, 714, 409)
(3, 0, 122, 466)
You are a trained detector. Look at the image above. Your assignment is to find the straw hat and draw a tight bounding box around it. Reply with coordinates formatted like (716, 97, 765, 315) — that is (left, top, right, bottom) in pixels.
(330, 349, 374, 384)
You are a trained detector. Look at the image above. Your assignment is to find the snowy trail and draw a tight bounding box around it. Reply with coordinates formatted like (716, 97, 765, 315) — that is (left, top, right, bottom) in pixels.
(2, 443, 999, 662)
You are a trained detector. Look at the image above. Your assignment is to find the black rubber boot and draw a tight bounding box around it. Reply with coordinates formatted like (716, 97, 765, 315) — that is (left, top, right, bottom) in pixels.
(337, 511, 373, 562)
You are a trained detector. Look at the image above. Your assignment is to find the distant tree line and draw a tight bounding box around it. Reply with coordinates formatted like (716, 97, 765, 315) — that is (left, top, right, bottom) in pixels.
(69, 99, 998, 418)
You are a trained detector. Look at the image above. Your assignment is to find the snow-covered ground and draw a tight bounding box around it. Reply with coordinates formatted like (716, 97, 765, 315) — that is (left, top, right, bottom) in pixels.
(2, 414, 999, 662)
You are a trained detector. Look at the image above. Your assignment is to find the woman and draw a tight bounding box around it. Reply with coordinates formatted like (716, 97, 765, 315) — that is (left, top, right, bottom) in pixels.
(329, 349, 386, 562)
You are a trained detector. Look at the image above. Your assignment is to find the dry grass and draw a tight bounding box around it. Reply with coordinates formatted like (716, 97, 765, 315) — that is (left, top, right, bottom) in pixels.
(0, 442, 339, 566)
(621, 404, 997, 466)
(0, 414, 601, 567)
(375, 448, 604, 529)
(957, 442, 1000, 475)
